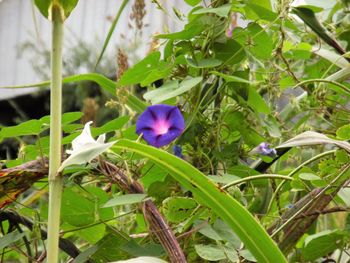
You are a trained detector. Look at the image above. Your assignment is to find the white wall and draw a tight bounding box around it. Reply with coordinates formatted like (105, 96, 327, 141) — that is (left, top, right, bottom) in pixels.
(0, 0, 190, 99)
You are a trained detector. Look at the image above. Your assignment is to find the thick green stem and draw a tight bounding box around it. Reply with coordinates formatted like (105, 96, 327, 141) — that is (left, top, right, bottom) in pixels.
(47, 6, 64, 263)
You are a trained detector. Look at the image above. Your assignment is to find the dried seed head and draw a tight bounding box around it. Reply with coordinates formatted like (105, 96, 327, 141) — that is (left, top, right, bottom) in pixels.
(148, 35, 160, 53)
(130, 0, 146, 31)
(116, 48, 129, 80)
(82, 98, 98, 125)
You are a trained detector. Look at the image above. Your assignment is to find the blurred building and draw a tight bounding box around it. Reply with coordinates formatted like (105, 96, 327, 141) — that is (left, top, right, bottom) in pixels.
(0, 0, 189, 99)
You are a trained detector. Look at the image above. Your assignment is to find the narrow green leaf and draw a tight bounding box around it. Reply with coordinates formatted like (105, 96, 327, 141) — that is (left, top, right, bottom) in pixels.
(0, 230, 26, 250)
(0, 73, 148, 113)
(277, 131, 350, 153)
(292, 7, 346, 56)
(95, 0, 129, 69)
(102, 194, 148, 207)
(112, 139, 287, 263)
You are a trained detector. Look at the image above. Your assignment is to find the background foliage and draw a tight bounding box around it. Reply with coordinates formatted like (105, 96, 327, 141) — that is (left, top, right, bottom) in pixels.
(1, 0, 350, 262)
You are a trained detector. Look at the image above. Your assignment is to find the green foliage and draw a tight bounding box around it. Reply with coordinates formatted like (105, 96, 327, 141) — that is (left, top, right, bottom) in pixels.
(102, 194, 148, 207)
(143, 77, 202, 104)
(112, 139, 287, 263)
(34, 0, 79, 21)
(3, 0, 350, 262)
(301, 230, 348, 261)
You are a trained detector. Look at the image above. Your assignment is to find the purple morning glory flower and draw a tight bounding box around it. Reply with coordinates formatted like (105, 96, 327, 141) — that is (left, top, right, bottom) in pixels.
(136, 104, 185, 148)
(173, 145, 184, 158)
(252, 142, 277, 157)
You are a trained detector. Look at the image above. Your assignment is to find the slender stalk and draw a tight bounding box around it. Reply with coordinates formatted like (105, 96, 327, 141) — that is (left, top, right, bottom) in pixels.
(221, 174, 293, 190)
(271, 164, 350, 238)
(47, 6, 64, 263)
(266, 150, 336, 214)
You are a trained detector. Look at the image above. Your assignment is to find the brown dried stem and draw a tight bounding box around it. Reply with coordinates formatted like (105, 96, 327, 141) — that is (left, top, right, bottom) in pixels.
(268, 175, 350, 254)
(99, 159, 187, 263)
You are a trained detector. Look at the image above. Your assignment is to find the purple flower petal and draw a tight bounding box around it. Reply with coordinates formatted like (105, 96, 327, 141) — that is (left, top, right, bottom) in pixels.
(136, 104, 185, 147)
(173, 145, 184, 158)
(256, 142, 277, 156)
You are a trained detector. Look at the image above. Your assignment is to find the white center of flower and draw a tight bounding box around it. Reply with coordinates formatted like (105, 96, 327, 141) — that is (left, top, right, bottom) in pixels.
(155, 120, 169, 135)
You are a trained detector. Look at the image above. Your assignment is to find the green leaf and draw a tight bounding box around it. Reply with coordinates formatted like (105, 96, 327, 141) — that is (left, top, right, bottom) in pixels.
(244, 3, 278, 21)
(40, 111, 83, 125)
(248, 87, 271, 114)
(117, 52, 169, 87)
(301, 230, 347, 261)
(91, 233, 130, 261)
(213, 39, 245, 65)
(210, 71, 251, 84)
(0, 230, 26, 250)
(34, 0, 79, 21)
(277, 131, 350, 153)
(192, 4, 231, 17)
(162, 197, 197, 223)
(74, 246, 99, 263)
(143, 77, 202, 104)
(292, 7, 345, 55)
(61, 187, 113, 227)
(196, 221, 223, 241)
(34, 0, 51, 18)
(112, 139, 287, 263)
(246, 0, 272, 11)
(208, 174, 241, 184)
(77, 224, 105, 244)
(213, 219, 241, 248)
(246, 23, 273, 60)
(155, 16, 208, 40)
(91, 116, 130, 136)
(186, 57, 222, 68)
(299, 173, 321, 181)
(195, 244, 227, 261)
(0, 120, 43, 139)
(95, 0, 129, 69)
(336, 124, 350, 140)
(224, 112, 264, 146)
(184, 0, 201, 6)
(102, 194, 148, 207)
(56, 0, 79, 20)
(61, 188, 96, 226)
(129, 56, 161, 84)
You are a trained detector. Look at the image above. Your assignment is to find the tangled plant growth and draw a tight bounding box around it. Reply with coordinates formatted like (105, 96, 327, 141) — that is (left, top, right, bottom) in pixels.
(1, 0, 350, 262)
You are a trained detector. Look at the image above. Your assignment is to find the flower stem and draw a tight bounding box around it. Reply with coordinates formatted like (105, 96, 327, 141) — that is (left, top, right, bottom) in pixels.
(47, 5, 64, 263)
